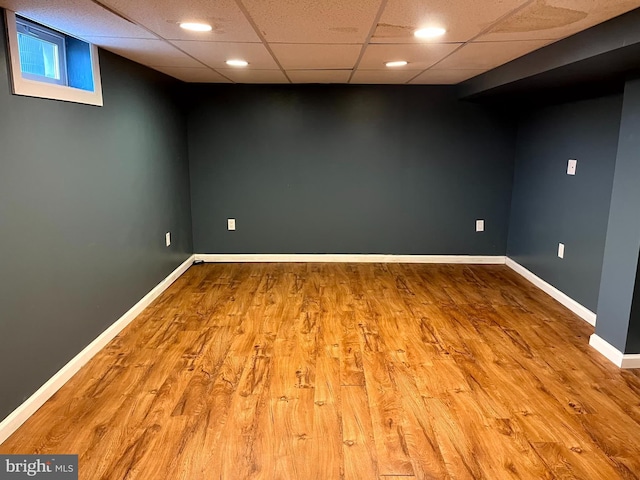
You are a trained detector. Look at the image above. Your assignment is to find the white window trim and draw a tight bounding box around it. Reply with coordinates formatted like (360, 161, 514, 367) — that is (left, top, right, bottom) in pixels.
(4, 10, 103, 107)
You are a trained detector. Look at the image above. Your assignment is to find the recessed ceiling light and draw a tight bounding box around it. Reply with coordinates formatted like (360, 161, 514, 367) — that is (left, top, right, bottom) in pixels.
(385, 61, 408, 67)
(226, 59, 249, 67)
(414, 27, 446, 39)
(179, 22, 212, 32)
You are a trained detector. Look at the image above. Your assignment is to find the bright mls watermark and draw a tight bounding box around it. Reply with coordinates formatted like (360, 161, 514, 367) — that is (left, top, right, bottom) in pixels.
(0, 455, 77, 479)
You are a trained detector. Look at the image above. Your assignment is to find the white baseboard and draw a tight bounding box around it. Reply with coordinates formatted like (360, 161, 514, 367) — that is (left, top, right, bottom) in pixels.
(505, 257, 596, 326)
(195, 254, 507, 264)
(589, 334, 640, 368)
(589, 334, 623, 366)
(622, 355, 640, 369)
(0, 254, 195, 445)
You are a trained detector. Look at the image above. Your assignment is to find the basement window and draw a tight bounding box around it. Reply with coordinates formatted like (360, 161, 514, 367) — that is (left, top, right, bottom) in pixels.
(4, 10, 103, 106)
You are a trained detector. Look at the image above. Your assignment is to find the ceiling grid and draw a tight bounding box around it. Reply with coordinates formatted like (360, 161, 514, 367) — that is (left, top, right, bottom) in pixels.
(1, 0, 639, 84)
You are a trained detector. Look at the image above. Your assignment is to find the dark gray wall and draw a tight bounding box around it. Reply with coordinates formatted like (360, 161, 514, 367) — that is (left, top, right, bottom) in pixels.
(0, 14, 193, 420)
(188, 85, 516, 255)
(507, 95, 623, 312)
(596, 78, 640, 353)
(628, 259, 640, 352)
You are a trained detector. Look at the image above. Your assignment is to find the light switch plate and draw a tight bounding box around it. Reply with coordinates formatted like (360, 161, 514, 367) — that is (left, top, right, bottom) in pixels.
(558, 242, 565, 259)
(165, 232, 171, 247)
(567, 159, 577, 175)
(476, 220, 485, 232)
(228, 218, 236, 231)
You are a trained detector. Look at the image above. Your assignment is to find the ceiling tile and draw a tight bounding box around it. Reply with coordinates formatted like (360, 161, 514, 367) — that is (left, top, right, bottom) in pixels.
(151, 66, 232, 83)
(216, 69, 289, 83)
(171, 41, 278, 69)
(0, 0, 154, 39)
(271, 44, 362, 69)
(242, 0, 381, 43)
(480, 0, 640, 42)
(409, 69, 485, 84)
(351, 69, 419, 84)
(97, 0, 260, 42)
(373, 0, 530, 43)
(359, 43, 459, 70)
(286, 70, 352, 83)
(432, 40, 552, 70)
(84, 37, 203, 68)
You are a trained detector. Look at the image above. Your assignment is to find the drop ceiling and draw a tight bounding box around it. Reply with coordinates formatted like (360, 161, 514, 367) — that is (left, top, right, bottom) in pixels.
(2, 0, 640, 84)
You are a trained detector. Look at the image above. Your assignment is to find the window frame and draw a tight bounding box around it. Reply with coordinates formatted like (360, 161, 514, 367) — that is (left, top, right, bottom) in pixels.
(16, 16, 68, 87)
(5, 10, 103, 107)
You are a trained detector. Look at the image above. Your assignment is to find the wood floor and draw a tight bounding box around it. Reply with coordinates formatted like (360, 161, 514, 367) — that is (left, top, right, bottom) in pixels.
(2, 263, 640, 479)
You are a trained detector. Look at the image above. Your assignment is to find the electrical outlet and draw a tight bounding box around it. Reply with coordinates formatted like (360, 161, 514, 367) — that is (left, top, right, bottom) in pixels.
(476, 219, 485, 232)
(227, 218, 236, 231)
(558, 242, 565, 259)
(567, 159, 577, 175)
(165, 232, 171, 247)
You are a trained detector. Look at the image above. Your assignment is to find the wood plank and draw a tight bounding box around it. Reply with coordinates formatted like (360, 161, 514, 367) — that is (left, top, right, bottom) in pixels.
(386, 352, 449, 479)
(342, 386, 379, 480)
(311, 316, 343, 480)
(357, 314, 415, 476)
